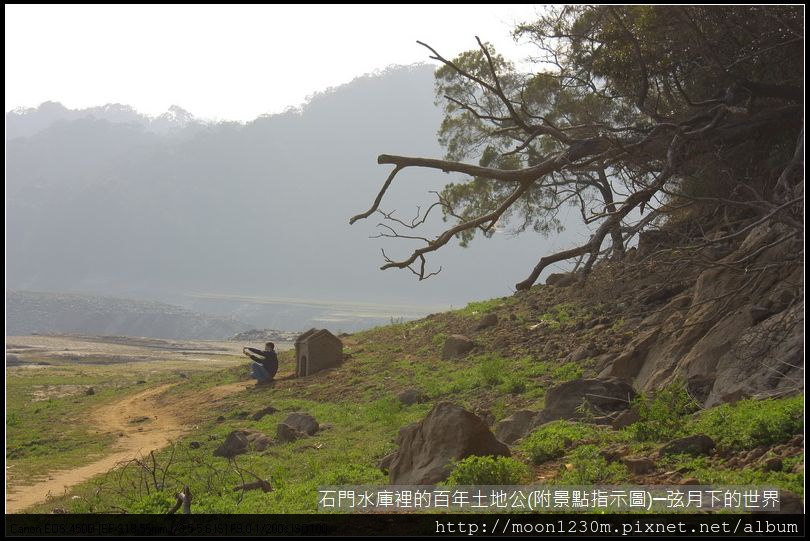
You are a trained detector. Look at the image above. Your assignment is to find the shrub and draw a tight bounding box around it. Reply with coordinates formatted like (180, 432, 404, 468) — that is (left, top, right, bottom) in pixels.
(691, 396, 803, 452)
(446, 455, 530, 485)
(627, 383, 699, 441)
(521, 421, 598, 464)
(478, 355, 506, 387)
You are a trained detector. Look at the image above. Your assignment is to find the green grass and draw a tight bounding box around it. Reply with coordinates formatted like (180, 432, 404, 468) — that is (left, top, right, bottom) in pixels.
(10, 302, 804, 514)
(458, 298, 514, 317)
(689, 396, 803, 452)
(446, 456, 530, 485)
(521, 421, 600, 464)
(6, 351, 242, 488)
(537, 303, 589, 329)
(557, 445, 629, 484)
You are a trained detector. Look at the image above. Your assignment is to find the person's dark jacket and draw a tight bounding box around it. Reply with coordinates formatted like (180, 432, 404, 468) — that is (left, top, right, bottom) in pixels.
(246, 348, 279, 380)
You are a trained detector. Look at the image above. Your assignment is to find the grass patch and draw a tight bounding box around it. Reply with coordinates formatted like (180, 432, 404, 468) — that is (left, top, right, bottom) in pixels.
(557, 444, 629, 484)
(521, 421, 599, 464)
(689, 396, 803, 452)
(446, 456, 530, 485)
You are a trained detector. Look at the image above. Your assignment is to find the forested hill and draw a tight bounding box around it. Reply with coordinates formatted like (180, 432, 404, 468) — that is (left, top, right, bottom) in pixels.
(6, 65, 582, 316)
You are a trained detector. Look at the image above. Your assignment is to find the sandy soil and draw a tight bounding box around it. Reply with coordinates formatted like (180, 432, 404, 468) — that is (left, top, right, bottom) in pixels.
(5, 380, 252, 513)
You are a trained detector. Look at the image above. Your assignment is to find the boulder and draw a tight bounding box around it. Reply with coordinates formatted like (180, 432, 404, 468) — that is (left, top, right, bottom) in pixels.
(658, 435, 716, 457)
(535, 378, 636, 426)
(252, 406, 279, 421)
(493, 410, 537, 444)
(282, 412, 319, 435)
(276, 423, 307, 443)
(623, 457, 656, 475)
(85, 387, 95, 396)
(475, 313, 498, 330)
(389, 402, 510, 484)
(396, 389, 425, 406)
(441, 335, 475, 359)
(213, 430, 273, 457)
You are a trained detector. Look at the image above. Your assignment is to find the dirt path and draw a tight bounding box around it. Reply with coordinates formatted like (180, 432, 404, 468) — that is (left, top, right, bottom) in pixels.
(5, 381, 251, 513)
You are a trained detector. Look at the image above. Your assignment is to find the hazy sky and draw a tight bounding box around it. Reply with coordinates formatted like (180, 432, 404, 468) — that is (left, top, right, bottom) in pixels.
(5, 4, 543, 121)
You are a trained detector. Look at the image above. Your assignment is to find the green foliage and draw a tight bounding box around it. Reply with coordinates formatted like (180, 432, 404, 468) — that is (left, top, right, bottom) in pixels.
(557, 445, 629, 485)
(459, 298, 511, 316)
(538, 304, 587, 329)
(501, 374, 527, 394)
(129, 492, 176, 514)
(478, 355, 506, 387)
(521, 421, 599, 464)
(661, 455, 804, 496)
(431, 332, 448, 348)
(446, 455, 530, 485)
(627, 383, 699, 442)
(550, 362, 584, 382)
(690, 396, 803, 452)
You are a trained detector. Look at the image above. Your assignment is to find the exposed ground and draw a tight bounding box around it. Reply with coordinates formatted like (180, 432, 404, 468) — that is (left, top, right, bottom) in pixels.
(5, 334, 291, 512)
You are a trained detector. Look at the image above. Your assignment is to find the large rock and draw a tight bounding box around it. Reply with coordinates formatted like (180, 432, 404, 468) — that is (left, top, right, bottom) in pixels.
(441, 335, 475, 359)
(282, 412, 319, 435)
(213, 430, 272, 457)
(276, 423, 307, 443)
(389, 402, 510, 484)
(535, 378, 636, 426)
(494, 410, 537, 444)
(658, 435, 716, 457)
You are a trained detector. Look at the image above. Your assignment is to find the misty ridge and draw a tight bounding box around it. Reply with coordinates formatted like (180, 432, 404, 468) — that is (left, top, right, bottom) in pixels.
(6, 64, 586, 333)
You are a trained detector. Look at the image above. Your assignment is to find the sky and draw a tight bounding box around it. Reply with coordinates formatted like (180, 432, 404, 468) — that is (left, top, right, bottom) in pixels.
(5, 4, 544, 122)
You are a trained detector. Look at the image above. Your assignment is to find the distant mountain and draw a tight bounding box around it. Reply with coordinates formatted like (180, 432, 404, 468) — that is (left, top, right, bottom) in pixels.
(6, 290, 249, 340)
(6, 101, 201, 139)
(6, 65, 587, 331)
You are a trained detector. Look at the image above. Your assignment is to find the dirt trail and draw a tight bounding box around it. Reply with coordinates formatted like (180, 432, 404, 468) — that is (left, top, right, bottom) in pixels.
(5, 381, 250, 513)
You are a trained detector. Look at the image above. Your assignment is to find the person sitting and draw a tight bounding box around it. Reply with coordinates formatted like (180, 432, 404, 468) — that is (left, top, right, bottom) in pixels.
(243, 342, 278, 385)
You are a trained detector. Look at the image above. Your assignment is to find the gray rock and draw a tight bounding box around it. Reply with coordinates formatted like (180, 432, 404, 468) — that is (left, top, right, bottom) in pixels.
(612, 409, 641, 430)
(213, 430, 272, 457)
(762, 457, 783, 472)
(252, 406, 278, 421)
(658, 435, 716, 457)
(213, 431, 249, 458)
(535, 378, 636, 426)
(494, 410, 537, 444)
(475, 313, 498, 330)
(282, 412, 319, 435)
(397, 389, 425, 406)
(623, 457, 656, 475)
(377, 452, 397, 473)
(389, 402, 510, 484)
(564, 345, 591, 363)
(441, 335, 475, 359)
(276, 423, 307, 443)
